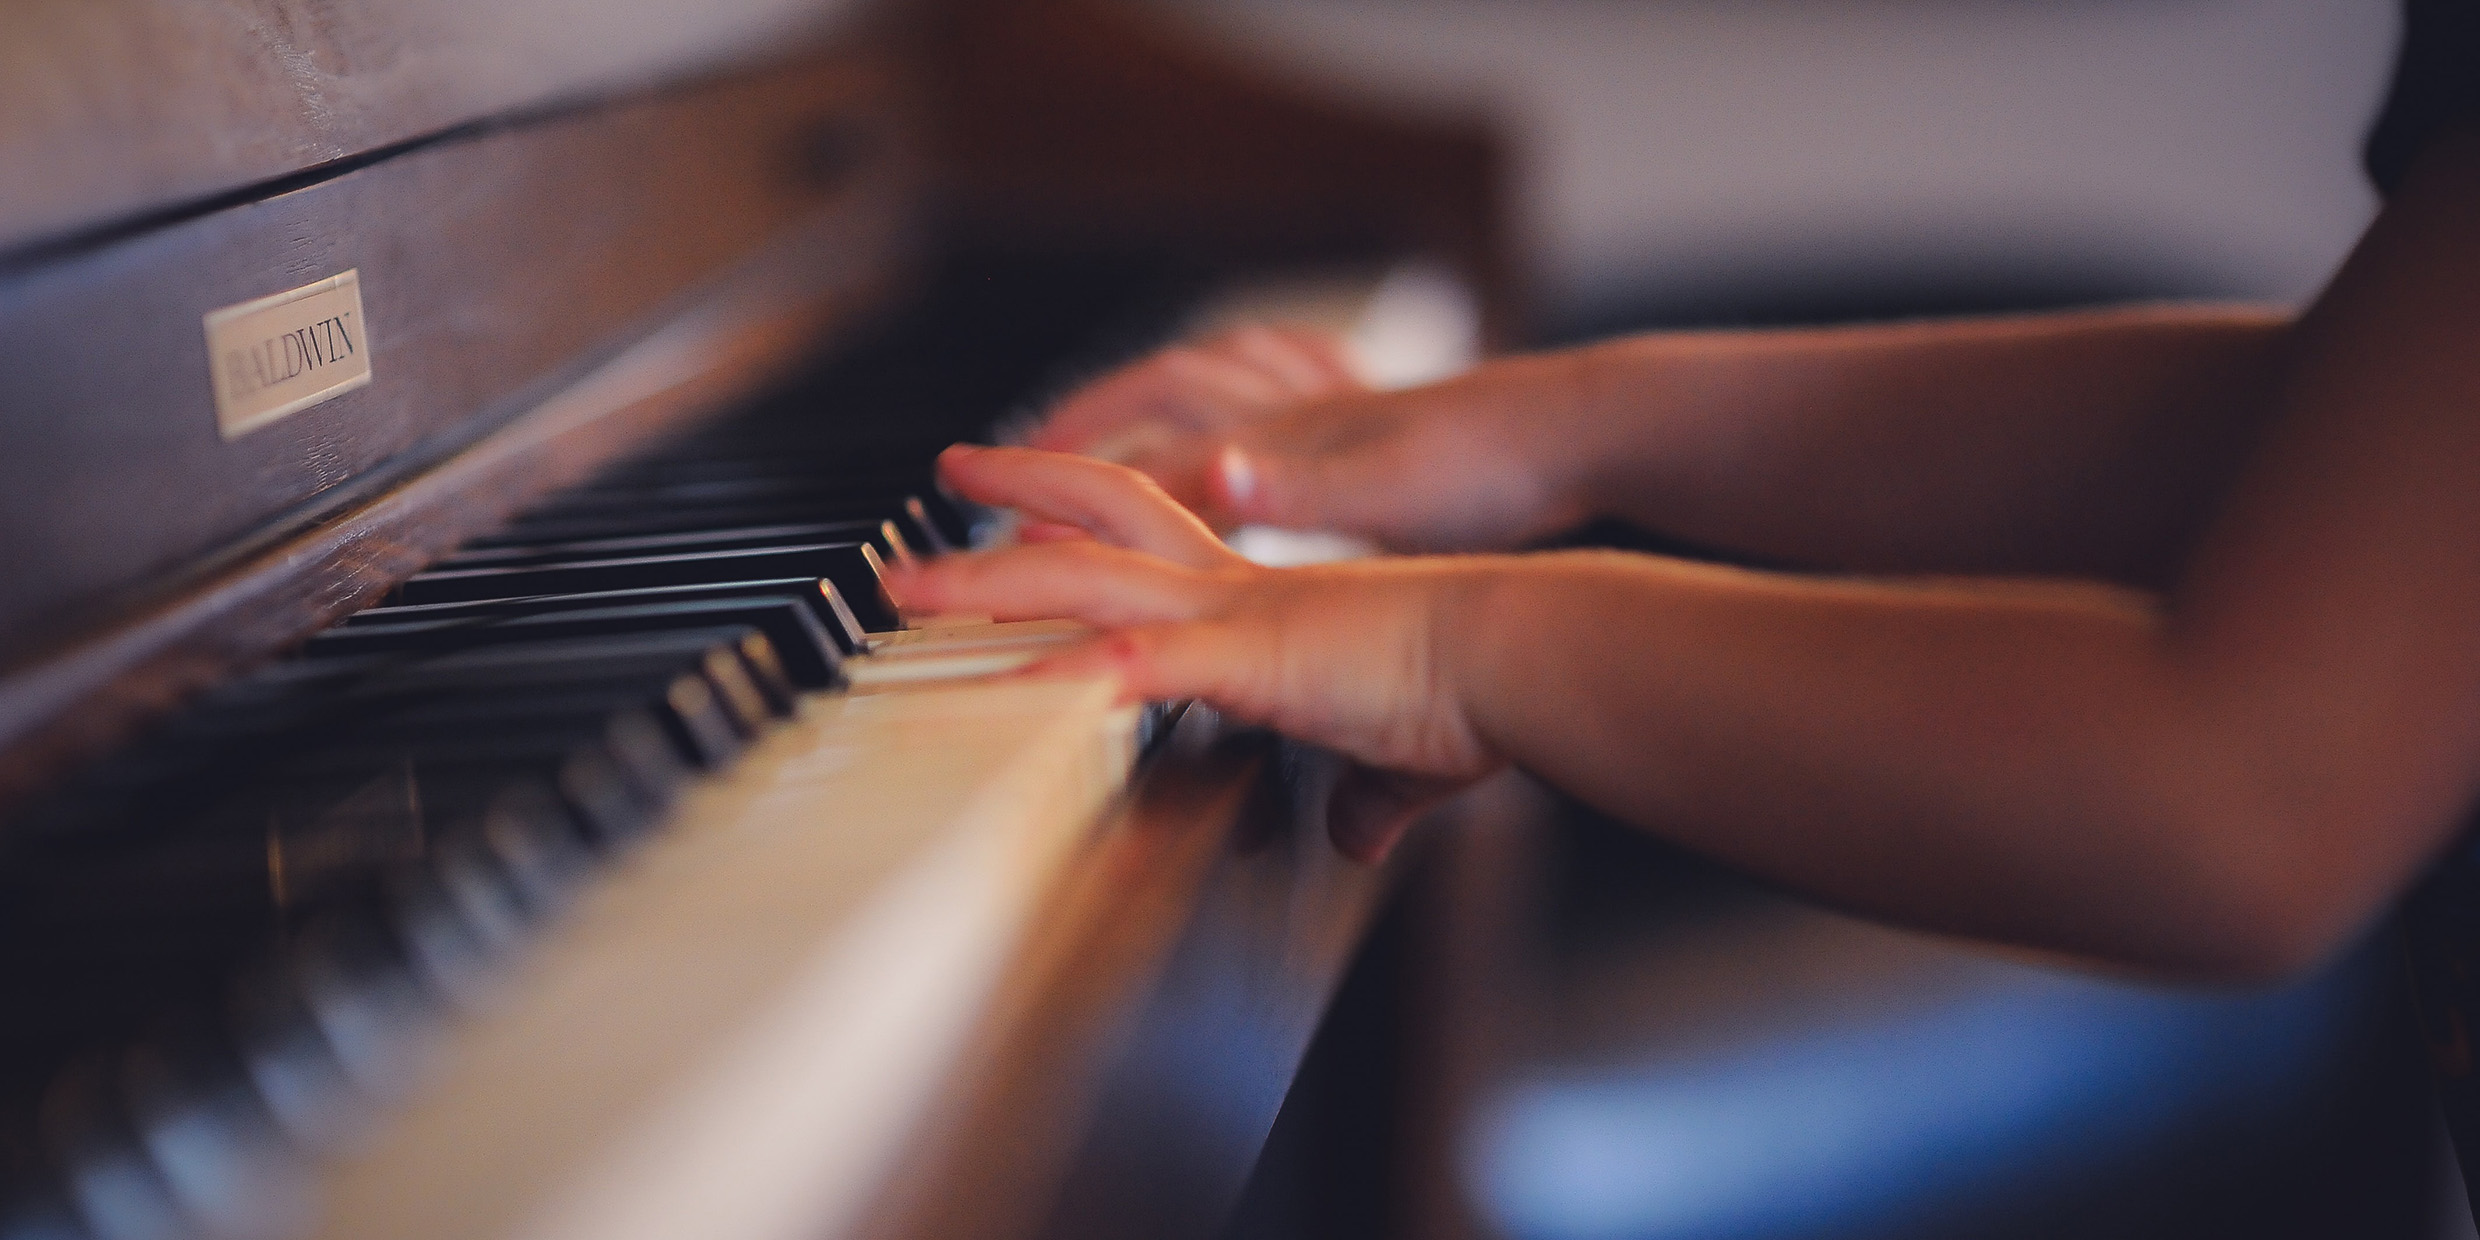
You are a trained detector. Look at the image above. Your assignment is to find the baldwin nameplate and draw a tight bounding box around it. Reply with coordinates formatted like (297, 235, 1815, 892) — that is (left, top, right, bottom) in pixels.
(204, 270, 372, 439)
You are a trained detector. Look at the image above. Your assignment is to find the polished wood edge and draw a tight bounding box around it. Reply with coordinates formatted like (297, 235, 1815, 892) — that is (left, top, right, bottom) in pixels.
(0, 197, 917, 832)
(0, 51, 908, 660)
(855, 715, 1394, 1240)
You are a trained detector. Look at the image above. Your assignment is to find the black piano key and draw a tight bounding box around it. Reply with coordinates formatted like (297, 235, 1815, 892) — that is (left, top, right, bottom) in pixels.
(383, 863, 506, 1013)
(530, 466, 907, 507)
(346, 577, 868, 656)
(255, 731, 661, 845)
(584, 467, 952, 529)
(431, 519, 890, 570)
(44, 657, 752, 843)
(379, 632, 782, 747)
(47, 727, 651, 871)
(475, 498, 924, 554)
(579, 444, 915, 484)
(283, 912, 442, 1107)
(718, 630, 799, 716)
(902, 494, 960, 554)
(7, 763, 597, 944)
(392, 542, 897, 631)
(401, 849, 520, 985)
(310, 598, 841, 691)
(393, 782, 601, 973)
(305, 669, 744, 776)
(12, 635, 736, 895)
(289, 711, 689, 817)
(249, 629, 787, 745)
(298, 702, 687, 779)
(494, 495, 892, 542)
(552, 733, 687, 837)
(203, 627, 769, 712)
(115, 1026, 308, 1240)
(222, 965, 359, 1154)
(34, 1058, 182, 1240)
(463, 783, 599, 919)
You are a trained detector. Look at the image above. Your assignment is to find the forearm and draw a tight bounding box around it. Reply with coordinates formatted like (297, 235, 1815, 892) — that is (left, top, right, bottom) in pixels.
(1440, 553, 2368, 977)
(1542, 306, 2291, 583)
(934, 136, 2480, 983)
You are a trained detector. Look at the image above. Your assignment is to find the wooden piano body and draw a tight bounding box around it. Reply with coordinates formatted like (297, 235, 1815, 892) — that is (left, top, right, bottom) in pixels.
(0, 2, 1510, 1237)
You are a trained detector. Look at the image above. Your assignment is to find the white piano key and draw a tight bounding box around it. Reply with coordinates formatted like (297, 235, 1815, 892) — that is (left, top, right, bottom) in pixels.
(311, 665, 1138, 1240)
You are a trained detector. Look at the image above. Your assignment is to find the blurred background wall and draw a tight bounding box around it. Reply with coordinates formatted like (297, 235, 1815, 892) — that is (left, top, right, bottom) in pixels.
(1152, 0, 2396, 334)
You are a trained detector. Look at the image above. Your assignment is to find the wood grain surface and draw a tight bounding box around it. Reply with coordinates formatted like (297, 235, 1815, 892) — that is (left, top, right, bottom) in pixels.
(0, 0, 874, 257)
(0, 108, 918, 831)
(0, 45, 911, 687)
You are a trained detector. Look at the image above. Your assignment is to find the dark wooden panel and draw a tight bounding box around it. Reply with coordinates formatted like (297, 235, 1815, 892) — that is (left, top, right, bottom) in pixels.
(0, 210, 902, 833)
(0, 0, 879, 255)
(0, 45, 911, 668)
(916, 0, 1518, 342)
(854, 716, 1397, 1240)
(0, 202, 909, 830)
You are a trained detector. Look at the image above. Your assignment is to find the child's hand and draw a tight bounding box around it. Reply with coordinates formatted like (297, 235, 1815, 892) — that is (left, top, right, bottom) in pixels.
(1027, 328, 1591, 553)
(1024, 326, 1364, 526)
(890, 444, 1507, 860)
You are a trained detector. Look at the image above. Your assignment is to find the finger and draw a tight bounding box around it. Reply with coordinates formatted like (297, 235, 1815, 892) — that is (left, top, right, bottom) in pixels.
(1029, 364, 1177, 453)
(1325, 766, 1463, 863)
(1209, 326, 1361, 397)
(1078, 429, 1225, 524)
(1030, 346, 1282, 454)
(883, 541, 1222, 627)
(1153, 348, 1296, 420)
(937, 444, 1236, 568)
(1213, 439, 1355, 533)
(1016, 520, 1093, 545)
(1214, 398, 1435, 542)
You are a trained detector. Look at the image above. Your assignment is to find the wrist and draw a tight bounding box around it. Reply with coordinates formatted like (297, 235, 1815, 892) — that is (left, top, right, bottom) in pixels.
(1422, 557, 1526, 764)
(1559, 334, 1709, 528)
(1399, 349, 1613, 542)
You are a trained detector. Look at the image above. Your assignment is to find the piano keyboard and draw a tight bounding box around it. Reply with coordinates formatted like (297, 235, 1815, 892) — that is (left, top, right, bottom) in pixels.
(0, 254, 1469, 1240)
(317, 667, 1139, 1240)
(0, 318, 1169, 1240)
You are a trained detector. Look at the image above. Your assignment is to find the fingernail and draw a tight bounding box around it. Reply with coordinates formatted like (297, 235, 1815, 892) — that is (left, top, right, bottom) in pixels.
(940, 442, 982, 461)
(1216, 444, 1258, 512)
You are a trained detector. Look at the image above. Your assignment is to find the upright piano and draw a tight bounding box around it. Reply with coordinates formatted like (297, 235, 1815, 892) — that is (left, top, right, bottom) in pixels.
(0, 2, 1509, 1237)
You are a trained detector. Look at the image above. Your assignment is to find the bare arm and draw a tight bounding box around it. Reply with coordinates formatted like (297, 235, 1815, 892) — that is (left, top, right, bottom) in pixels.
(908, 131, 2480, 982)
(1469, 130, 2480, 976)
(1555, 305, 2289, 583)
(1035, 304, 2290, 584)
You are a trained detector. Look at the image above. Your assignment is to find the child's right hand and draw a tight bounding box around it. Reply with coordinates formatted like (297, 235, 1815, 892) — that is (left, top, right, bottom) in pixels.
(889, 444, 1511, 861)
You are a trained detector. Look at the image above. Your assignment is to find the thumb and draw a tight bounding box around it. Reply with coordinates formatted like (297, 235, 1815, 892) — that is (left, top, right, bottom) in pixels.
(1213, 442, 1359, 534)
